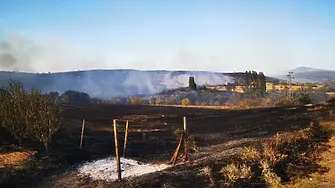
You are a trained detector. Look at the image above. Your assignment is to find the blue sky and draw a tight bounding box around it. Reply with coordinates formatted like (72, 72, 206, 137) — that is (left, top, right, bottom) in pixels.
(0, 0, 334, 75)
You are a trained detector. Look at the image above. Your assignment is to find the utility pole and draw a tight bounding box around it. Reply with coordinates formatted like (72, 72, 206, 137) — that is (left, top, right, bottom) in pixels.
(287, 71, 294, 97)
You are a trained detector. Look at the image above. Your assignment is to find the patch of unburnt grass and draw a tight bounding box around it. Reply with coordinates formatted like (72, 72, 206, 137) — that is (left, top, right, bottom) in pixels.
(213, 118, 333, 187)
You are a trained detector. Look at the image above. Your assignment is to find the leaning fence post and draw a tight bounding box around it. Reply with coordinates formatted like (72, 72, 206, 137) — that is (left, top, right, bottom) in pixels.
(79, 119, 85, 149)
(123, 120, 129, 158)
(113, 119, 122, 181)
(183, 116, 188, 162)
(171, 135, 183, 166)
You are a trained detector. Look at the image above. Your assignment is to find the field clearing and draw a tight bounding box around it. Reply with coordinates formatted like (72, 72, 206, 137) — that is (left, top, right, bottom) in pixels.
(0, 103, 330, 187)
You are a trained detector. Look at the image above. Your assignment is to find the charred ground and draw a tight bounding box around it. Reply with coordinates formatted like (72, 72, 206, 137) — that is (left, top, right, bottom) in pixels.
(0, 103, 330, 188)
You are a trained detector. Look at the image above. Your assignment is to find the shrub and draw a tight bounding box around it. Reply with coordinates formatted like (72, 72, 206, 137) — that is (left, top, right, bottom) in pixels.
(261, 97, 275, 107)
(60, 90, 90, 104)
(240, 146, 261, 162)
(0, 81, 30, 145)
(275, 93, 313, 107)
(0, 80, 62, 151)
(220, 163, 252, 184)
(260, 160, 281, 187)
(201, 166, 216, 185)
(129, 97, 140, 105)
(219, 119, 332, 187)
(227, 93, 241, 106)
(297, 92, 313, 105)
(155, 99, 162, 105)
(129, 97, 149, 105)
(181, 98, 190, 105)
(239, 99, 253, 108)
(28, 90, 62, 151)
(275, 96, 298, 107)
(46, 91, 60, 103)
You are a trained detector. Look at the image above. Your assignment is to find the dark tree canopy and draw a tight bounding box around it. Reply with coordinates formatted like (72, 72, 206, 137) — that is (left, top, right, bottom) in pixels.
(244, 70, 267, 97)
(258, 72, 266, 97)
(60, 90, 91, 104)
(189, 77, 197, 91)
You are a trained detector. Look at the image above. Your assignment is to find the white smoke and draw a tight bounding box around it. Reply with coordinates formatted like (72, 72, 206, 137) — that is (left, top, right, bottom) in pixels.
(0, 34, 235, 98)
(0, 33, 106, 72)
(160, 72, 232, 88)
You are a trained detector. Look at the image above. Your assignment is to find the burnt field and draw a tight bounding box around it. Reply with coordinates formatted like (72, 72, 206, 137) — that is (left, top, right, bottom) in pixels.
(1, 104, 325, 188)
(58, 104, 314, 163)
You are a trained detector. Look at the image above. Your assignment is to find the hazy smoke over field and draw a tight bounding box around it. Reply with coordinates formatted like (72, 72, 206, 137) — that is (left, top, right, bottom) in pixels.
(0, 34, 233, 98)
(0, 35, 35, 72)
(45, 70, 233, 98)
(0, 34, 105, 72)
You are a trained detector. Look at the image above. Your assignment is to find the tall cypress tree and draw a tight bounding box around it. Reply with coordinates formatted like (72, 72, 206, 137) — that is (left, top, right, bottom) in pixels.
(245, 71, 251, 92)
(189, 77, 197, 91)
(258, 72, 266, 97)
(251, 71, 258, 92)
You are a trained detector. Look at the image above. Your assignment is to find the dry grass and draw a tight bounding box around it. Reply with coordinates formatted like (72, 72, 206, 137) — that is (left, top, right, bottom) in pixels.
(260, 160, 281, 187)
(278, 121, 335, 188)
(201, 166, 216, 185)
(240, 146, 261, 162)
(0, 150, 36, 168)
(218, 119, 334, 187)
(220, 163, 252, 184)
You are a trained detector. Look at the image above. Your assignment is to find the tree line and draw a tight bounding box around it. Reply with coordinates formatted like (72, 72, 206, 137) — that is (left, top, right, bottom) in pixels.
(244, 71, 266, 96)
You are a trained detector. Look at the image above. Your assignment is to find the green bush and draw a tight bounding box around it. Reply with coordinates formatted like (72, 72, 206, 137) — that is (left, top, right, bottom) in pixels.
(0, 81, 30, 145)
(297, 92, 313, 105)
(60, 90, 91, 104)
(0, 80, 62, 151)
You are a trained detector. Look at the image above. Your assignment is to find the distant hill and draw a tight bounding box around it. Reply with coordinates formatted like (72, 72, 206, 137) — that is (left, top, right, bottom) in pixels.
(0, 70, 235, 99)
(277, 66, 335, 83)
(290, 66, 324, 73)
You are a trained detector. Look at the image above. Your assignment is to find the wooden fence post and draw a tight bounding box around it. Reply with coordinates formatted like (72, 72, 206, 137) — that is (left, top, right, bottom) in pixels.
(170, 135, 183, 166)
(123, 120, 129, 158)
(113, 119, 122, 181)
(79, 119, 85, 149)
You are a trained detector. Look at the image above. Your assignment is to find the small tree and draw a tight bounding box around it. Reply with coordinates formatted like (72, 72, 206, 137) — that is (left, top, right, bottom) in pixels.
(258, 72, 266, 97)
(60, 90, 91, 104)
(130, 97, 141, 105)
(0, 80, 62, 150)
(297, 92, 313, 105)
(47, 91, 60, 102)
(28, 89, 62, 151)
(155, 99, 162, 105)
(181, 98, 190, 105)
(0, 81, 30, 145)
(149, 97, 157, 105)
(245, 71, 251, 92)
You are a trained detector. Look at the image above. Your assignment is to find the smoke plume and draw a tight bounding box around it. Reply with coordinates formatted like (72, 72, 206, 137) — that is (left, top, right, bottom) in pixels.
(0, 34, 234, 98)
(0, 34, 106, 72)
